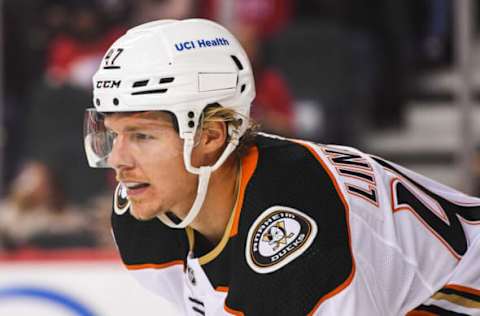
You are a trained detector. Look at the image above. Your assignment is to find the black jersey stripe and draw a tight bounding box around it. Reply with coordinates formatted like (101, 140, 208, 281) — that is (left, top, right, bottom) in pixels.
(188, 297, 205, 306)
(412, 304, 469, 316)
(439, 287, 480, 303)
(192, 306, 205, 315)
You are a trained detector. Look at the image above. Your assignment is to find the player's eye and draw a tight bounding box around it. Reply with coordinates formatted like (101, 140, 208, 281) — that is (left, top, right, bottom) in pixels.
(132, 132, 154, 141)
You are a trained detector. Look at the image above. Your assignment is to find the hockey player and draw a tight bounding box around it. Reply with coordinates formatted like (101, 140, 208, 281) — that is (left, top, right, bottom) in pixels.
(84, 19, 480, 315)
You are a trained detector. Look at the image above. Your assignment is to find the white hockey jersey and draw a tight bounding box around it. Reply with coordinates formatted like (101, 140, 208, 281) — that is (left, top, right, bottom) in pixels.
(111, 134, 480, 315)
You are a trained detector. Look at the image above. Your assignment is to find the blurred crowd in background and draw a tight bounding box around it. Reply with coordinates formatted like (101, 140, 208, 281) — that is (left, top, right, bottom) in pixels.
(0, 0, 466, 252)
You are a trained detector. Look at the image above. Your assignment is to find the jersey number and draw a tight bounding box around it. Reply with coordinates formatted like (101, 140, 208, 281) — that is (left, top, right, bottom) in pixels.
(373, 157, 480, 258)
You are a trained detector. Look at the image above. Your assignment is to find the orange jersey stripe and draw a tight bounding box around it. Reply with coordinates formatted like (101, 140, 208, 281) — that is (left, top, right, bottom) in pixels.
(445, 284, 480, 297)
(224, 304, 245, 316)
(405, 311, 438, 316)
(216, 286, 229, 293)
(125, 259, 183, 270)
(230, 145, 259, 237)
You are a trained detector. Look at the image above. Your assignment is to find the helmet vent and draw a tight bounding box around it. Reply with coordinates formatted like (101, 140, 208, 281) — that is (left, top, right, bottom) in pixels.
(132, 80, 149, 87)
(160, 77, 175, 84)
(241, 84, 246, 93)
(231, 55, 243, 71)
(132, 89, 167, 95)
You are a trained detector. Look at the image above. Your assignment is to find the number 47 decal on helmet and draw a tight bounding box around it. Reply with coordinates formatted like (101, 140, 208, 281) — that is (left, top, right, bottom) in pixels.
(103, 48, 124, 69)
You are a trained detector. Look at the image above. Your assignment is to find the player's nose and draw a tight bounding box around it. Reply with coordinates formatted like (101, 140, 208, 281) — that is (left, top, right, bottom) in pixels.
(107, 136, 134, 171)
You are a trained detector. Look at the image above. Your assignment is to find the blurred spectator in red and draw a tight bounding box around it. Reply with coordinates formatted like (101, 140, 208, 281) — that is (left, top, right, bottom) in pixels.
(253, 66, 295, 136)
(44, 0, 125, 89)
(0, 162, 97, 251)
(200, 0, 292, 39)
(131, 0, 195, 25)
(235, 24, 295, 136)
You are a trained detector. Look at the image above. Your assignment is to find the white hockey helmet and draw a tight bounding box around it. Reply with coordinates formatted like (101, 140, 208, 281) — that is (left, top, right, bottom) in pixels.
(84, 19, 255, 228)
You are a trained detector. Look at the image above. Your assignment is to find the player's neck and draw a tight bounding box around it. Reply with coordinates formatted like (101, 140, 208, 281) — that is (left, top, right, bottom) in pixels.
(189, 155, 240, 244)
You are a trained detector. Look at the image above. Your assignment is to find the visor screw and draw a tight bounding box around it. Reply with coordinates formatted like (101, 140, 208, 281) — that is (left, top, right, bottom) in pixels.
(188, 111, 195, 118)
(188, 121, 195, 128)
(113, 98, 119, 106)
(95, 98, 100, 106)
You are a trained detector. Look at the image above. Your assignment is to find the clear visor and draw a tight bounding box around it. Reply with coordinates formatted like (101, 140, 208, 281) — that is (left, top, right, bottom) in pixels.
(84, 108, 114, 168)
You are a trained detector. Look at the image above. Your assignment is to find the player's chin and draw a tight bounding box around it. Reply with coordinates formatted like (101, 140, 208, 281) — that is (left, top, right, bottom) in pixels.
(129, 203, 159, 221)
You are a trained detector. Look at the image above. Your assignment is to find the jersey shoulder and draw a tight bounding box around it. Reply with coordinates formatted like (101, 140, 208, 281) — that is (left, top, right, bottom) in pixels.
(247, 134, 349, 225)
(225, 135, 354, 315)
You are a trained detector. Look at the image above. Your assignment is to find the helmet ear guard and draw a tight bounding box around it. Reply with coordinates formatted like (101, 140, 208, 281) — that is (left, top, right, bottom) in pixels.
(84, 18, 255, 228)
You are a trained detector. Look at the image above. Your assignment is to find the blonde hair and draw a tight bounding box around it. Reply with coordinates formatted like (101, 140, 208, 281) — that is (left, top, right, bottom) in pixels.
(201, 104, 258, 157)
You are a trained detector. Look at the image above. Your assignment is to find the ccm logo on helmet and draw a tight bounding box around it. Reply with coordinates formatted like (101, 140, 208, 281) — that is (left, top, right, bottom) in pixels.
(174, 37, 230, 52)
(96, 80, 121, 88)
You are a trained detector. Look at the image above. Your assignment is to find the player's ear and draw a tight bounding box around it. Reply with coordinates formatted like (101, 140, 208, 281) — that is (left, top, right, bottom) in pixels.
(192, 120, 227, 166)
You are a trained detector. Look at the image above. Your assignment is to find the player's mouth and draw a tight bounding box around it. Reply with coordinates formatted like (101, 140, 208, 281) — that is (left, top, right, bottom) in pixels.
(123, 182, 150, 196)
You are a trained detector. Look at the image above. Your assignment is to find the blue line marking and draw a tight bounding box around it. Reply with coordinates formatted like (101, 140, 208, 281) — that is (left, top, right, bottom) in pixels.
(0, 286, 97, 316)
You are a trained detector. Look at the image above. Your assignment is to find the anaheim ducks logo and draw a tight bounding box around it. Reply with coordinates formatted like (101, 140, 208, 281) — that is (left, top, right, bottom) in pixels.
(114, 183, 130, 215)
(246, 206, 317, 274)
(263, 221, 295, 251)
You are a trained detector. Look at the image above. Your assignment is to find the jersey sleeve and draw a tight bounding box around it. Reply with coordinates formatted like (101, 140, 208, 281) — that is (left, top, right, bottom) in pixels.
(373, 161, 480, 316)
(318, 144, 480, 315)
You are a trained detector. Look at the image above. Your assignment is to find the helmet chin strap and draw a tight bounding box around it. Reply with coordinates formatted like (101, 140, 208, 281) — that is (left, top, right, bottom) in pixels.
(157, 130, 240, 228)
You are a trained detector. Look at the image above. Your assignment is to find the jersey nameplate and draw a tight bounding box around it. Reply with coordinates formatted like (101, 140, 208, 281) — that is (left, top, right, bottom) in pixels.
(114, 183, 131, 215)
(245, 206, 318, 274)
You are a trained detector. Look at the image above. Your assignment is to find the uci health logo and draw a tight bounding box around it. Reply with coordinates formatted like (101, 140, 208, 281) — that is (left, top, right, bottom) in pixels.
(0, 286, 97, 316)
(174, 37, 230, 51)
